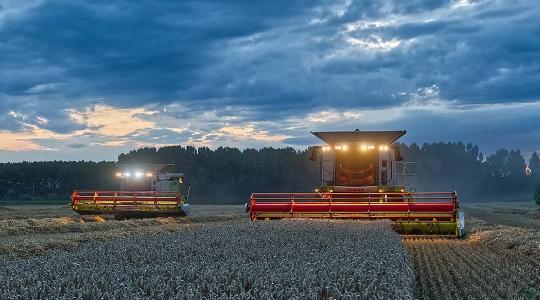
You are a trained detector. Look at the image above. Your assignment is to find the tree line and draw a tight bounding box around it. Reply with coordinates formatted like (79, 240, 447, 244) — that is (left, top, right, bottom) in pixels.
(0, 161, 117, 202)
(0, 143, 539, 204)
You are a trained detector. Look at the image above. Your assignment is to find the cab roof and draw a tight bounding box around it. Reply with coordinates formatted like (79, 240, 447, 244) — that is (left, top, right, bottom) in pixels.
(311, 130, 406, 145)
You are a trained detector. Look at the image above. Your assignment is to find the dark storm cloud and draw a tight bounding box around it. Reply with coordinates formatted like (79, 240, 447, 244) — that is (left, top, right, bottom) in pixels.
(0, 0, 329, 104)
(1, 0, 538, 112)
(0, 0, 539, 160)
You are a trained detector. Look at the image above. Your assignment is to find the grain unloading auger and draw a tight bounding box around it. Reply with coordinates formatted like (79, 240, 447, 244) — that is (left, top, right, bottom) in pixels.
(248, 130, 465, 237)
(71, 165, 191, 219)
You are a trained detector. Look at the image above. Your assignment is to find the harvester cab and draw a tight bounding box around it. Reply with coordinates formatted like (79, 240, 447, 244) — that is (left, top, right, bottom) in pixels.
(310, 129, 413, 193)
(248, 130, 466, 237)
(71, 164, 191, 219)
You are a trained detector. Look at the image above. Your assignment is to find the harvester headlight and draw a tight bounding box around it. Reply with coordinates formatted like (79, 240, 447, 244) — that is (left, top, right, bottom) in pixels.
(363, 145, 375, 150)
(342, 145, 348, 151)
(115, 172, 122, 177)
(314, 188, 319, 192)
(146, 172, 153, 177)
(379, 145, 389, 151)
(123, 172, 131, 177)
(135, 171, 144, 178)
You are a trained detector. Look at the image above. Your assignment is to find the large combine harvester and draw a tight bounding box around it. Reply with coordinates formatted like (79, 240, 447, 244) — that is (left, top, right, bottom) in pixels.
(248, 130, 465, 236)
(71, 164, 191, 219)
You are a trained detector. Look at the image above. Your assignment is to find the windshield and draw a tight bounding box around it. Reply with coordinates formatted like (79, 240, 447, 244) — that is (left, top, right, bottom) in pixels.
(335, 150, 377, 186)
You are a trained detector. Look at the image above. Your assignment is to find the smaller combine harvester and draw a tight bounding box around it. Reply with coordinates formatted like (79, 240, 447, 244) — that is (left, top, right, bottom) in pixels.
(71, 164, 191, 219)
(248, 130, 465, 236)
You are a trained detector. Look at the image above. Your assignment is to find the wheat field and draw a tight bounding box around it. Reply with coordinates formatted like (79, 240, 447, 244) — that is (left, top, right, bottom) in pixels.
(1, 203, 539, 299)
(0, 220, 414, 299)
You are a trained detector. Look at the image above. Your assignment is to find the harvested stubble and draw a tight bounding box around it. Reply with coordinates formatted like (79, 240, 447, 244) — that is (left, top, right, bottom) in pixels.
(0, 220, 414, 299)
(0, 205, 245, 258)
(0, 217, 193, 258)
(466, 217, 540, 257)
(404, 218, 540, 299)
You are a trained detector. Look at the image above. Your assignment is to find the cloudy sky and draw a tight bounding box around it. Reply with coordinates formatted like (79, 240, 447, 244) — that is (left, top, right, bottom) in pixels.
(0, 0, 539, 162)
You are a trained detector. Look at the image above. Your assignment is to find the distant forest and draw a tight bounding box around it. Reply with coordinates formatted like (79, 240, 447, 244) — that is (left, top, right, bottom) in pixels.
(0, 142, 539, 204)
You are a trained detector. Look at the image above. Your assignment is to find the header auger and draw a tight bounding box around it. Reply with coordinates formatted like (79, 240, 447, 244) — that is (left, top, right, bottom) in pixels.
(248, 130, 465, 237)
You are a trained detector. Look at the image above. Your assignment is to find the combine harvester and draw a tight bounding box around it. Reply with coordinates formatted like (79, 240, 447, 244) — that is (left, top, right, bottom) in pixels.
(248, 130, 465, 236)
(71, 164, 191, 219)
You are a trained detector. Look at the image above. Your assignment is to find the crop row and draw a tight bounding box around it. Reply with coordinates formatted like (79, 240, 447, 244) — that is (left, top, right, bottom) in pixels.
(1, 220, 414, 299)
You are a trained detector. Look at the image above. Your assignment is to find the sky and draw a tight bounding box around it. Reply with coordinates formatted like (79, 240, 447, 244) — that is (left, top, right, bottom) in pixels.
(0, 0, 539, 162)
